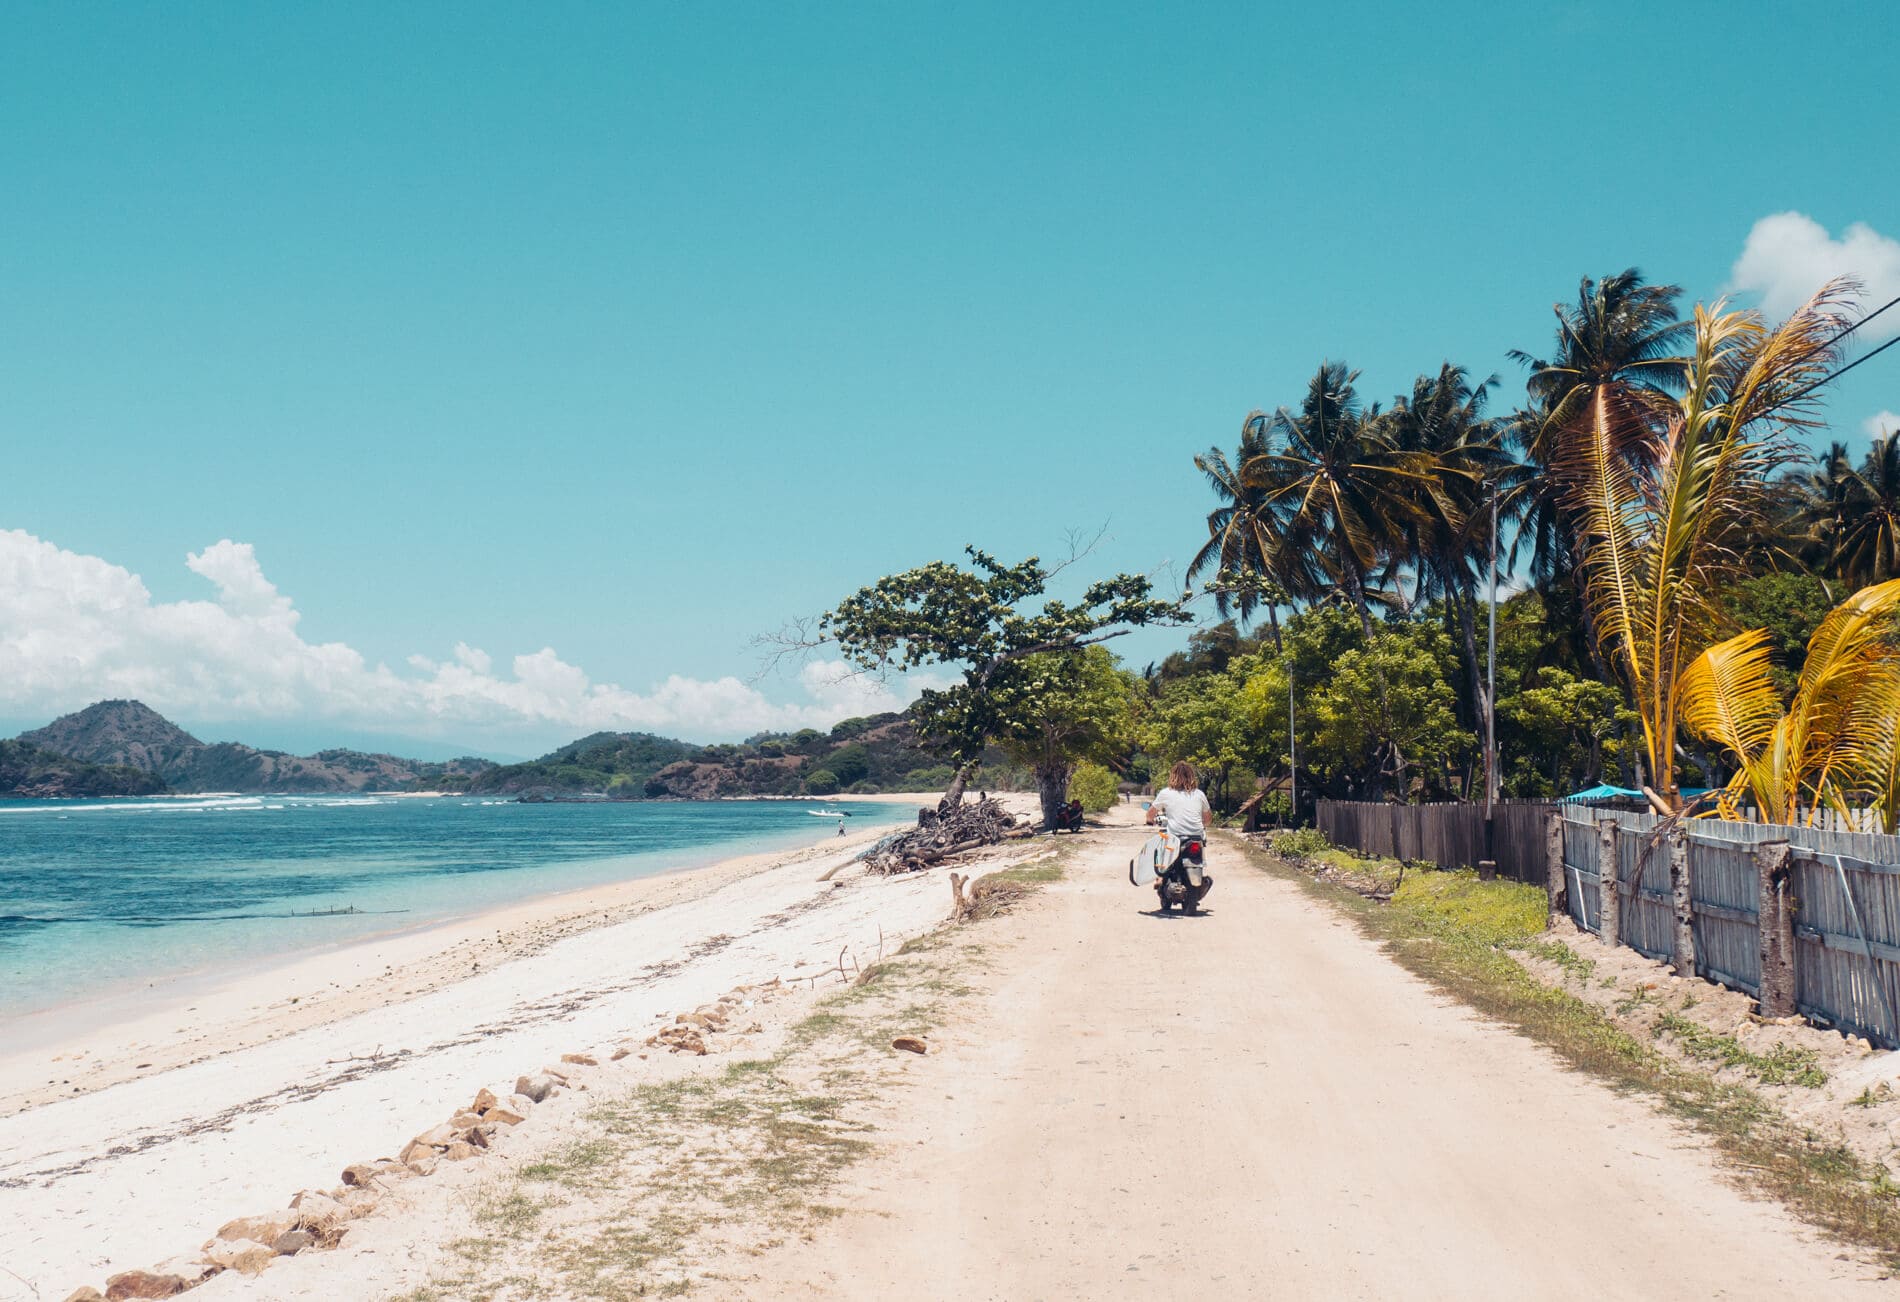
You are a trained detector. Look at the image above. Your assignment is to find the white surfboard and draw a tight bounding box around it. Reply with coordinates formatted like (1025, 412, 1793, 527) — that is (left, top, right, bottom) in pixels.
(1130, 833, 1171, 887)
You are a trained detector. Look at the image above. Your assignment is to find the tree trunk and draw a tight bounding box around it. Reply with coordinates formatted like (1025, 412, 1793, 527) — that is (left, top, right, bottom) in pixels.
(1755, 840, 1795, 1017)
(1036, 763, 1072, 831)
(1669, 826, 1696, 976)
(939, 760, 978, 812)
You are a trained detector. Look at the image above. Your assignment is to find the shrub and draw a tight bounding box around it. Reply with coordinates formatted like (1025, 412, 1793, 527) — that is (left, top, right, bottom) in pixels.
(1267, 827, 1330, 858)
(823, 743, 871, 787)
(1068, 762, 1120, 812)
(902, 765, 956, 790)
(804, 769, 840, 796)
(847, 780, 879, 795)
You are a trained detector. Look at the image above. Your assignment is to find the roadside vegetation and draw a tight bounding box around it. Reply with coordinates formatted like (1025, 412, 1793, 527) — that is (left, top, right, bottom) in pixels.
(1244, 831, 1900, 1270)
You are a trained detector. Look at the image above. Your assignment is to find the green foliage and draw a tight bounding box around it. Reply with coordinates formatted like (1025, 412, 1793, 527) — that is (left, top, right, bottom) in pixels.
(1720, 572, 1835, 698)
(821, 546, 1187, 784)
(803, 769, 840, 796)
(1267, 826, 1330, 857)
(1389, 869, 1549, 947)
(992, 645, 1140, 816)
(1654, 1013, 1828, 1088)
(1497, 668, 1635, 797)
(1067, 761, 1119, 812)
(821, 743, 871, 787)
(0, 738, 168, 797)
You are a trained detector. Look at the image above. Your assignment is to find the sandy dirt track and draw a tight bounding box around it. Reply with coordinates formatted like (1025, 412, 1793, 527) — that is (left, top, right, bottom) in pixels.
(728, 806, 1891, 1300)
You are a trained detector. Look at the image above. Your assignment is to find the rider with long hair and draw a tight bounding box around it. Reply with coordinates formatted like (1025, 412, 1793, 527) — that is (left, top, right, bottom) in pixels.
(1146, 760, 1213, 905)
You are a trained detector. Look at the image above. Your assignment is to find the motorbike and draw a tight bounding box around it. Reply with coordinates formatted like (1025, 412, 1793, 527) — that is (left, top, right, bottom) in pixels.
(1052, 800, 1086, 833)
(1151, 818, 1211, 914)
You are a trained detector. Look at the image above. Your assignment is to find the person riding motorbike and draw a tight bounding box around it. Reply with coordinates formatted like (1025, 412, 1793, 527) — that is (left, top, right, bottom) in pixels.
(1145, 760, 1213, 907)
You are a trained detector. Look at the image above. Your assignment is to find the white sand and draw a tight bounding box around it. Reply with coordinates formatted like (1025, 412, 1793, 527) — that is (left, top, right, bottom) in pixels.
(0, 794, 1014, 1300)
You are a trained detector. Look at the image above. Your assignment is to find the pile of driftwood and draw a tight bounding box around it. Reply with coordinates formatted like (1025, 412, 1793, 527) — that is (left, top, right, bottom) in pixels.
(860, 796, 1028, 874)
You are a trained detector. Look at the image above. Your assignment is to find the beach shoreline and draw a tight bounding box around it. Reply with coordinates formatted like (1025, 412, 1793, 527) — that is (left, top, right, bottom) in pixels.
(0, 793, 938, 1117)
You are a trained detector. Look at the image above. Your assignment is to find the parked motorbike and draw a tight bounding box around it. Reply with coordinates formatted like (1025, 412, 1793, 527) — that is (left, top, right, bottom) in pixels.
(1052, 800, 1086, 833)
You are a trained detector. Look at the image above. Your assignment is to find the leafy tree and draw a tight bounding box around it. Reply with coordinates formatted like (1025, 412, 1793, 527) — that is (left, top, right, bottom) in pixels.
(1720, 572, 1834, 697)
(1068, 761, 1120, 812)
(1496, 669, 1634, 796)
(822, 743, 871, 787)
(992, 646, 1139, 828)
(804, 769, 840, 796)
(811, 546, 1187, 807)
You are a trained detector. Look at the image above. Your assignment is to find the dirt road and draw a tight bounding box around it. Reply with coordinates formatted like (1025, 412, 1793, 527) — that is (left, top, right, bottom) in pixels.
(729, 805, 1890, 1300)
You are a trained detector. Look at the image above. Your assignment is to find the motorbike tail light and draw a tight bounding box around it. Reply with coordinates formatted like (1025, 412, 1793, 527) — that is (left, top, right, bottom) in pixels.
(1187, 839, 1203, 855)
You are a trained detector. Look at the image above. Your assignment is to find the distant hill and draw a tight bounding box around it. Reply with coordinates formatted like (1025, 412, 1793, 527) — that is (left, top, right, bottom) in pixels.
(464, 711, 1025, 800)
(0, 737, 169, 798)
(17, 700, 495, 794)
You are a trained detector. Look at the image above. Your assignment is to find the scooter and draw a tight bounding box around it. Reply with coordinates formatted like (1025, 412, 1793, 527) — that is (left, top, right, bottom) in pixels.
(1151, 819, 1211, 914)
(1052, 800, 1086, 833)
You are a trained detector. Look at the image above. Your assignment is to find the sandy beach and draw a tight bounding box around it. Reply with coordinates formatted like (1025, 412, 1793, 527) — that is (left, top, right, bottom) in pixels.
(0, 792, 1011, 1300)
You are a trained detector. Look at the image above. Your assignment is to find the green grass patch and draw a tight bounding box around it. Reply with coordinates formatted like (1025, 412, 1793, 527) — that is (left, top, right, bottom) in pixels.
(1655, 1012, 1828, 1088)
(1390, 868, 1548, 947)
(1241, 835, 1900, 1271)
(1521, 938, 1596, 984)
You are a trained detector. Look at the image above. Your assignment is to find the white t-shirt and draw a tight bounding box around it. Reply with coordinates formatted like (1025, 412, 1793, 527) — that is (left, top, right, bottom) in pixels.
(1150, 786, 1212, 840)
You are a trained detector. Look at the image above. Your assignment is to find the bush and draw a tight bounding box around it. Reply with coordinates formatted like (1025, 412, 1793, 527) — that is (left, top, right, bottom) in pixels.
(847, 780, 879, 795)
(823, 743, 871, 787)
(1068, 762, 1120, 812)
(804, 769, 840, 796)
(902, 765, 956, 790)
(1267, 827, 1330, 858)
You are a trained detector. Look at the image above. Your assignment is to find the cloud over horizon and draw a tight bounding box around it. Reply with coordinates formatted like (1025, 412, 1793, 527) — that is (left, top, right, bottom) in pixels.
(0, 530, 932, 750)
(1730, 212, 1900, 336)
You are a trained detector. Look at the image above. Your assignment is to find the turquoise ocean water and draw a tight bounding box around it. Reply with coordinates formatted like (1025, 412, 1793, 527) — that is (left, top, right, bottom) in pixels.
(0, 795, 906, 1024)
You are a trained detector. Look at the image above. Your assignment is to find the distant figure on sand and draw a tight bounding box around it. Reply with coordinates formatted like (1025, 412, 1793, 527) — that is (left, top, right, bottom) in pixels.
(837, 820, 846, 837)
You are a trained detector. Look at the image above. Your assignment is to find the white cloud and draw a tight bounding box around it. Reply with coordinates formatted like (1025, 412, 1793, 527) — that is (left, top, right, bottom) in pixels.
(1868, 411, 1900, 441)
(1730, 212, 1900, 335)
(0, 530, 941, 748)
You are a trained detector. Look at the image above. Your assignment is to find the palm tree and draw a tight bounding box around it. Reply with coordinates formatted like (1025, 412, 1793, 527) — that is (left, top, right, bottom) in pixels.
(1187, 413, 1323, 648)
(1509, 269, 1692, 468)
(1384, 364, 1515, 740)
(1681, 578, 1900, 827)
(1554, 282, 1858, 810)
(1830, 432, 1900, 588)
(1243, 362, 1444, 636)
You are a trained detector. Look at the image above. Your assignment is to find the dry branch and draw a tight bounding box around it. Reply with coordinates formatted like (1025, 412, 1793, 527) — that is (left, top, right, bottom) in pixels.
(861, 796, 1023, 875)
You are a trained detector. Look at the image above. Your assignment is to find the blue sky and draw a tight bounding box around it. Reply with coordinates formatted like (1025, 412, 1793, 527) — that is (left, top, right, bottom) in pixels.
(2, 2, 1896, 755)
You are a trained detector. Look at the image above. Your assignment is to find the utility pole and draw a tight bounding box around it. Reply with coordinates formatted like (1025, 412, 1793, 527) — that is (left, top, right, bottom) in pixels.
(1485, 479, 1499, 817)
(1289, 671, 1298, 827)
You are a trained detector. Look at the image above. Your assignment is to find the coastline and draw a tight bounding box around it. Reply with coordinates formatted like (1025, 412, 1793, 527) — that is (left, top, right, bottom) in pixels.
(0, 799, 929, 1116)
(0, 791, 1029, 1297)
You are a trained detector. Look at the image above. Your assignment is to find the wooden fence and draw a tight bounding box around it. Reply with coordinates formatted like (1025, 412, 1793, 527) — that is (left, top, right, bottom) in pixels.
(1315, 799, 1558, 884)
(1558, 808, 1900, 1049)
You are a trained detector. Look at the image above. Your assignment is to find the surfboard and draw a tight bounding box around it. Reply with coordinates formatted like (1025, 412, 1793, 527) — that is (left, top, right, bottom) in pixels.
(1130, 833, 1170, 886)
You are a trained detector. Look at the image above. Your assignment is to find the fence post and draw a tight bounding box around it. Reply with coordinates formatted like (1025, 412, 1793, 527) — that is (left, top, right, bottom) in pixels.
(1668, 824, 1695, 976)
(1596, 818, 1620, 945)
(1756, 840, 1794, 1018)
(1545, 811, 1566, 920)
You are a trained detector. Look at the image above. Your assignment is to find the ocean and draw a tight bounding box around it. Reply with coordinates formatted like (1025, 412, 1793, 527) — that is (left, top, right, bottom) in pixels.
(0, 794, 908, 1024)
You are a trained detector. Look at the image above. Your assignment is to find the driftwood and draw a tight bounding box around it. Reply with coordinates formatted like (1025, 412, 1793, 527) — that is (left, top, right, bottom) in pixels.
(861, 795, 1023, 875)
(948, 869, 1030, 922)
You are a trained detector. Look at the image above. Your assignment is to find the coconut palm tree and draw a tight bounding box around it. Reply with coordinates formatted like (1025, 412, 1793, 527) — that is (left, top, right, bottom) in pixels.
(1680, 578, 1900, 827)
(1187, 413, 1324, 648)
(1510, 269, 1692, 468)
(1554, 281, 1858, 811)
(1383, 364, 1516, 735)
(1243, 362, 1445, 636)
(1829, 432, 1900, 588)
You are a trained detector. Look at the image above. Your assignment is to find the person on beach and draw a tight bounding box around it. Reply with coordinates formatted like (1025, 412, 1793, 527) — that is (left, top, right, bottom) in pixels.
(1146, 760, 1214, 904)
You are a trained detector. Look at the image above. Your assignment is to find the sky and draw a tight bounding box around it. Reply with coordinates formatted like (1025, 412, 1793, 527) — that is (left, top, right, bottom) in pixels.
(2, 2, 1897, 757)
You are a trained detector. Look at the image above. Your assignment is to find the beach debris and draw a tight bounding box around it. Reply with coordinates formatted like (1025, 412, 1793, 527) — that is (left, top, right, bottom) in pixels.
(648, 1024, 709, 1055)
(103, 1265, 200, 1298)
(861, 796, 1023, 874)
(204, 1238, 275, 1277)
(514, 1073, 557, 1103)
(213, 1213, 294, 1245)
(611, 1044, 635, 1060)
(443, 1139, 480, 1161)
(484, 1103, 528, 1126)
(271, 1229, 315, 1256)
(62, 1287, 106, 1302)
(472, 1086, 501, 1112)
(560, 1052, 599, 1067)
(892, 1036, 929, 1055)
(948, 871, 1029, 923)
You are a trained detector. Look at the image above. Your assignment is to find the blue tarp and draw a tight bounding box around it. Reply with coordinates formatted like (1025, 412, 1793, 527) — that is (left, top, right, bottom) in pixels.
(1562, 784, 1713, 803)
